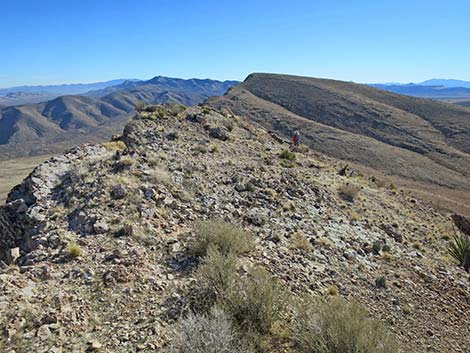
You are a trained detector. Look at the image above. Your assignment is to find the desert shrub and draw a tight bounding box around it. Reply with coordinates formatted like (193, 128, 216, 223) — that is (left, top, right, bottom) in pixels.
(193, 247, 238, 312)
(168, 307, 254, 353)
(382, 244, 391, 253)
(448, 232, 470, 270)
(372, 241, 382, 254)
(190, 220, 254, 257)
(222, 267, 287, 336)
(375, 275, 387, 288)
(279, 150, 296, 161)
(67, 243, 81, 258)
(291, 296, 399, 353)
(338, 183, 361, 202)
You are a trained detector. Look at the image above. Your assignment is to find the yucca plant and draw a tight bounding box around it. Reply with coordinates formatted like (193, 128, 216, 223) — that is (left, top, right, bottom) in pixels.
(448, 231, 470, 272)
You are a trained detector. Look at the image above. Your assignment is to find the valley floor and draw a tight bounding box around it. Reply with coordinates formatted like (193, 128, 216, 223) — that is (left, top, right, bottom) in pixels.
(0, 155, 52, 203)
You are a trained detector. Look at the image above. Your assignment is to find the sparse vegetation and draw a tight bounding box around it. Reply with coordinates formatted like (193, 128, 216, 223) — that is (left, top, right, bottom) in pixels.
(291, 296, 399, 353)
(338, 183, 361, 202)
(279, 149, 296, 161)
(115, 157, 134, 171)
(148, 166, 173, 186)
(327, 285, 339, 296)
(189, 220, 254, 257)
(290, 231, 313, 251)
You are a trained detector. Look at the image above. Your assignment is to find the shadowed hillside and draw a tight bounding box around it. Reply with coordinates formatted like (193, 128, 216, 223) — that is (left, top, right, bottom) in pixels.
(207, 74, 470, 197)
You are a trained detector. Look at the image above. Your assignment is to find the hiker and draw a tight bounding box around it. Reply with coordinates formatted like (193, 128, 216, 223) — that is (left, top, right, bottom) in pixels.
(292, 130, 301, 147)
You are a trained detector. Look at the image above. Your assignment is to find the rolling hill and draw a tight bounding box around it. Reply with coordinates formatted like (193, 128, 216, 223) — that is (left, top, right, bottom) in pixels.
(0, 76, 238, 160)
(207, 73, 470, 204)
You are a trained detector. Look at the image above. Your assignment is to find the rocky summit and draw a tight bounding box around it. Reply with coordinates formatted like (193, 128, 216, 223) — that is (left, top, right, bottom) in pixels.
(0, 104, 469, 352)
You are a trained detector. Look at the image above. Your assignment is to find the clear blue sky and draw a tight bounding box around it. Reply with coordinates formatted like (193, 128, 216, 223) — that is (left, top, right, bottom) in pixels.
(1, 0, 469, 88)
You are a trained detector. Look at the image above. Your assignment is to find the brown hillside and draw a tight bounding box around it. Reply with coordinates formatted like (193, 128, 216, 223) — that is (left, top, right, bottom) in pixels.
(207, 73, 470, 212)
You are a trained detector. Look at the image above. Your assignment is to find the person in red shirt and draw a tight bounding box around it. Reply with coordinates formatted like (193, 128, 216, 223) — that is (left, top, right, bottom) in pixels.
(292, 130, 301, 147)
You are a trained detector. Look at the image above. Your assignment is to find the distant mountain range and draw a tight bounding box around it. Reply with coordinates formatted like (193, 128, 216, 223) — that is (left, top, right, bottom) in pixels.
(0, 79, 140, 106)
(419, 78, 470, 88)
(0, 76, 238, 160)
(207, 73, 470, 194)
(369, 78, 470, 100)
(371, 83, 470, 100)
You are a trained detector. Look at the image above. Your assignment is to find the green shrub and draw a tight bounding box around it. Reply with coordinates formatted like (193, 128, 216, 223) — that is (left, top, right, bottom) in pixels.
(190, 220, 254, 257)
(372, 241, 382, 254)
(222, 267, 287, 336)
(279, 150, 296, 161)
(291, 296, 399, 353)
(382, 244, 391, 253)
(375, 275, 387, 288)
(448, 232, 470, 271)
(168, 307, 254, 353)
(67, 243, 81, 258)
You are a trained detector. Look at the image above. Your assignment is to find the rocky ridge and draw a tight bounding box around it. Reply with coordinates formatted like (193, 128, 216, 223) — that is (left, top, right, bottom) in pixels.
(0, 105, 469, 352)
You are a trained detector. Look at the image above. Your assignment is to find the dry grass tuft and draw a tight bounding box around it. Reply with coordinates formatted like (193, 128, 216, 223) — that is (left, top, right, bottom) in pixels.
(103, 140, 127, 151)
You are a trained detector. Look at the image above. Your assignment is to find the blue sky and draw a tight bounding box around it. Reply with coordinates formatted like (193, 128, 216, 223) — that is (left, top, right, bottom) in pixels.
(1, 0, 469, 87)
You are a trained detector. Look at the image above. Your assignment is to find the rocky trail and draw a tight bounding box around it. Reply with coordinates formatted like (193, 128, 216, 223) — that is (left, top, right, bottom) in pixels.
(0, 105, 469, 352)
